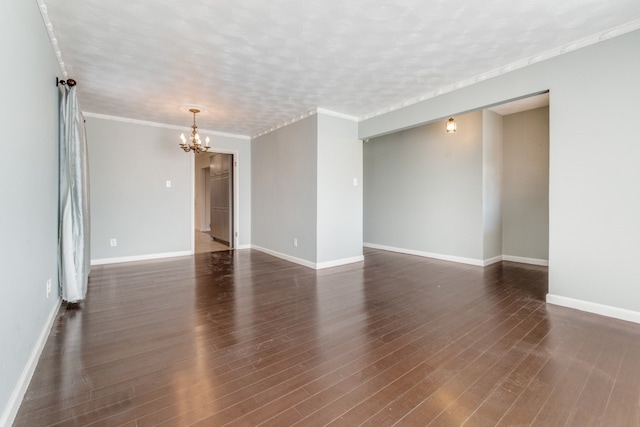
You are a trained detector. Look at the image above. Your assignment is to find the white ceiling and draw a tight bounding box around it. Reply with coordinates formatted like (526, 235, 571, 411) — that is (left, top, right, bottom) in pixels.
(40, 0, 640, 137)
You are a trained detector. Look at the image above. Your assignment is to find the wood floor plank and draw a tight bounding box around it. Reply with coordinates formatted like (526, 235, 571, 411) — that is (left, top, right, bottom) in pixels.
(385, 304, 546, 426)
(563, 332, 626, 426)
(320, 301, 538, 426)
(13, 250, 640, 426)
(357, 299, 537, 426)
(600, 343, 640, 426)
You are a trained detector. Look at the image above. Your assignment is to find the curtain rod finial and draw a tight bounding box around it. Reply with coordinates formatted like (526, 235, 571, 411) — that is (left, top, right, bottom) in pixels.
(57, 77, 77, 87)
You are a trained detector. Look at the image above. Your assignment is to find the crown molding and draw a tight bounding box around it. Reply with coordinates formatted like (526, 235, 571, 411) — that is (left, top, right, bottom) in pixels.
(36, 1, 640, 138)
(251, 109, 317, 139)
(253, 19, 640, 137)
(316, 108, 359, 122)
(82, 112, 251, 140)
(252, 108, 359, 139)
(359, 19, 640, 121)
(37, 0, 67, 78)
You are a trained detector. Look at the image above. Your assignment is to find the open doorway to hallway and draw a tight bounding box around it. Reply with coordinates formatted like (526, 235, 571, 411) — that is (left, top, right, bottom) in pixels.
(490, 92, 550, 268)
(195, 229, 230, 253)
(194, 151, 234, 253)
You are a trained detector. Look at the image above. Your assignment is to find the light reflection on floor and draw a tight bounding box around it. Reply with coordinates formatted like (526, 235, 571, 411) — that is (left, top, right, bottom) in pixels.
(195, 230, 230, 253)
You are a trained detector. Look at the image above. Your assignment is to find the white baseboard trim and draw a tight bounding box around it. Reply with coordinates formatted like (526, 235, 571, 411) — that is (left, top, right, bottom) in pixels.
(91, 250, 193, 266)
(363, 244, 550, 268)
(363, 242, 484, 266)
(502, 255, 549, 266)
(482, 256, 503, 266)
(250, 245, 364, 270)
(1, 300, 60, 427)
(234, 244, 251, 250)
(316, 255, 364, 270)
(547, 294, 640, 324)
(251, 245, 317, 269)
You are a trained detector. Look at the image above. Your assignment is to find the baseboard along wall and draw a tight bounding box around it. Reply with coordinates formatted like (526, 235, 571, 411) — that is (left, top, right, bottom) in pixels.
(1, 300, 60, 427)
(91, 250, 193, 266)
(251, 245, 364, 270)
(363, 243, 549, 268)
(547, 294, 640, 325)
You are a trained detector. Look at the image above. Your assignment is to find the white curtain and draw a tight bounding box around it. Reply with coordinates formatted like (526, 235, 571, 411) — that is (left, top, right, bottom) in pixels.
(59, 84, 90, 302)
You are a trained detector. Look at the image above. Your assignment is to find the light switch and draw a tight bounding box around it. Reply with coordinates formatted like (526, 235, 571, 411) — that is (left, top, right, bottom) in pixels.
(353, 178, 358, 186)
(166, 180, 172, 188)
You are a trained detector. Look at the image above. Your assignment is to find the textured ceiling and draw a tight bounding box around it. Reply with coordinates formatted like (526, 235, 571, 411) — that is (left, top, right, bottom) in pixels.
(40, 0, 640, 137)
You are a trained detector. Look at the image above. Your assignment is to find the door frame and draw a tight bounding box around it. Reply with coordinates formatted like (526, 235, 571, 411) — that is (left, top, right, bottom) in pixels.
(200, 167, 210, 232)
(192, 148, 240, 252)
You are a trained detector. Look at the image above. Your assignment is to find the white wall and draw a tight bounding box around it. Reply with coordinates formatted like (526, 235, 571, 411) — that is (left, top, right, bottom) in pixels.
(502, 107, 549, 260)
(482, 110, 504, 260)
(252, 115, 318, 263)
(364, 112, 484, 261)
(316, 114, 362, 264)
(360, 30, 640, 315)
(0, 1, 61, 424)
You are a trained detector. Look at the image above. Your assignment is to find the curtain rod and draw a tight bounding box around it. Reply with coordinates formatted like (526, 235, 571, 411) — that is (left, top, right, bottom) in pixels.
(56, 77, 76, 87)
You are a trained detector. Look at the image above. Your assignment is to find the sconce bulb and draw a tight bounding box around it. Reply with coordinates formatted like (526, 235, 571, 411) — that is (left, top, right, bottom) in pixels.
(446, 117, 457, 133)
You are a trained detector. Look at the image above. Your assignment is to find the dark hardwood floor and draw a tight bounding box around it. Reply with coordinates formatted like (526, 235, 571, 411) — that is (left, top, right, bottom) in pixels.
(14, 248, 640, 426)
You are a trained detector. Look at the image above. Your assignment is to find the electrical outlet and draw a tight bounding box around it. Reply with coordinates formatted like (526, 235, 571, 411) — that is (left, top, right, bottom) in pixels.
(110, 238, 117, 247)
(46, 278, 52, 298)
(293, 238, 298, 247)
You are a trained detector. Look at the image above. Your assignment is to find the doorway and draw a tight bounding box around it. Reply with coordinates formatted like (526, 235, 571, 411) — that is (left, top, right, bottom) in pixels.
(209, 152, 234, 247)
(194, 151, 235, 254)
(491, 92, 550, 268)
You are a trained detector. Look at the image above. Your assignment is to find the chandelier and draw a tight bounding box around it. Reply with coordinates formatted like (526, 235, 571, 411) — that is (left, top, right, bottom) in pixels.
(179, 108, 210, 153)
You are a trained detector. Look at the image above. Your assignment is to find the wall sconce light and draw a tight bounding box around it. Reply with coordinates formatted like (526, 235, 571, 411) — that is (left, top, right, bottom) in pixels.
(446, 117, 457, 133)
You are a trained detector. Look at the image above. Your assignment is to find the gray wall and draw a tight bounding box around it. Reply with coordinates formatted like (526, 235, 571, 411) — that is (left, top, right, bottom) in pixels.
(364, 111, 484, 260)
(86, 117, 193, 260)
(482, 110, 504, 260)
(252, 113, 363, 265)
(361, 30, 640, 313)
(252, 115, 318, 263)
(502, 107, 549, 260)
(87, 118, 251, 259)
(316, 114, 362, 263)
(0, 0, 61, 421)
